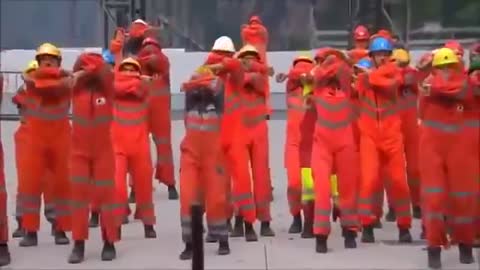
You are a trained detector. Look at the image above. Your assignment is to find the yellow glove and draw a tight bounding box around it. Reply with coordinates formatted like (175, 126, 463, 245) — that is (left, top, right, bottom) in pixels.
(330, 174, 339, 197)
(301, 168, 315, 202)
(302, 83, 313, 96)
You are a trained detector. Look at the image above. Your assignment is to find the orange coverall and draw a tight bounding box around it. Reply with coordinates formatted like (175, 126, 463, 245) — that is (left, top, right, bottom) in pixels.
(112, 72, 155, 226)
(283, 59, 315, 216)
(310, 54, 359, 236)
(18, 67, 72, 233)
(355, 62, 412, 229)
(419, 68, 478, 247)
(179, 72, 228, 242)
(138, 42, 175, 186)
(0, 75, 8, 242)
(70, 53, 118, 242)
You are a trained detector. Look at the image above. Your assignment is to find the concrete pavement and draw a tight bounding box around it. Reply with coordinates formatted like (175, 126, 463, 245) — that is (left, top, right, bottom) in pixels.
(0, 120, 478, 270)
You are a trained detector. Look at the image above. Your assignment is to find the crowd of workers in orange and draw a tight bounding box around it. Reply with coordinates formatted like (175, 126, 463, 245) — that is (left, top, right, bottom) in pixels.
(0, 16, 478, 270)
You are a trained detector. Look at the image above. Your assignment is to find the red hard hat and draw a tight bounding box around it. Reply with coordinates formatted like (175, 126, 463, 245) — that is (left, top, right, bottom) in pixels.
(444, 40, 464, 57)
(249, 15, 262, 24)
(142, 37, 161, 48)
(353, 25, 370, 41)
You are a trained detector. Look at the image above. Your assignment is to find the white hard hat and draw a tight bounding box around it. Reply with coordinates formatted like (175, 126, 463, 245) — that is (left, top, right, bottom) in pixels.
(211, 36, 235, 53)
(133, 19, 148, 25)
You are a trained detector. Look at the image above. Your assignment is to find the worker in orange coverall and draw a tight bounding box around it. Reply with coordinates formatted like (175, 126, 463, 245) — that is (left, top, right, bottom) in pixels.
(391, 48, 422, 219)
(348, 25, 370, 63)
(67, 53, 118, 264)
(0, 73, 11, 267)
(112, 57, 157, 239)
(302, 48, 359, 253)
(12, 61, 56, 238)
(178, 67, 231, 260)
(18, 43, 78, 247)
(276, 55, 316, 237)
(137, 37, 178, 200)
(419, 48, 477, 269)
(355, 37, 413, 244)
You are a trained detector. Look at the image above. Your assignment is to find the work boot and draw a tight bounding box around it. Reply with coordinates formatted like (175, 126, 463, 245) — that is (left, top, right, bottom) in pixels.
(44, 208, 55, 224)
(0, 244, 11, 267)
(217, 238, 230, 255)
(179, 242, 193, 260)
(373, 219, 383, 229)
(101, 242, 116, 261)
(288, 214, 302, 234)
(385, 207, 396, 222)
(343, 229, 357, 249)
(55, 230, 70, 245)
(205, 232, 217, 243)
(398, 228, 412, 243)
(144, 225, 157, 238)
(427, 246, 441, 269)
(315, 235, 328, 253)
(168, 185, 179, 200)
(361, 226, 375, 243)
(89, 211, 99, 228)
(128, 189, 136, 203)
(260, 221, 275, 237)
(12, 217, 24, 238)
(301, 202, 314, 238)
(458, 243, 474, 264)
(244, 222, 258, 242)
(412, 205, 422, 219)
(226, 219, 233, 233)
(230, 216, 244, 237)
(19, 231, 38, 247)
(68, 240, 85, 264)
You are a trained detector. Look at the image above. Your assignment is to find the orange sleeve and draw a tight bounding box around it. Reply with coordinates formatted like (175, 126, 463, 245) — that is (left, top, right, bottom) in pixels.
(368, 64, 402, 93)
(244, 72, 265, 95)
(430, 71, 468, 99)
(313, 61, 342, 81)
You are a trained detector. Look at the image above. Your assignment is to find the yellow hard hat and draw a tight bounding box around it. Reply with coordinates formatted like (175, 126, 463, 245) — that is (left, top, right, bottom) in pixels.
(392, 49, 410, 64)
(35, 43, 61, 59)
(293, 55, 314, 66)
(236, 44, 259, 59)
(24, 60, 39, 74)
(432, 47, 459, 67)
(119, 57, 141, 70)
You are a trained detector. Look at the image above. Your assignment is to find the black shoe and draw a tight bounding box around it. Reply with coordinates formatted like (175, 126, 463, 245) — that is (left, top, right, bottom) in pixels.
(101, 241, 116, 261)
(260, 221, 275, 237)
(399, 228, 412, 243)
(217, 239, 230, 255)
(205, 233, 217, 243)
(385, 207, 396, 222)
(44, 208, 55, 224)
(373, 220, 383, 229)
(227, 219, 233, 233)
(301, 216, 314, 239)
(361, 226, 375, 243)
(343, 229, 357, 249)
(128, 190, 136, 203)
(68, 240, 85, 264)
(427, 246, 441, 269)
(412, 205, 422, 219)
(19, 232, 38, 247)
(168, 185, 179, 200)
(230, 216, 244, 237)
(459, 243, 474, 264)
(315, 235, 328, 253)
(89, 212, 99, 228)
(0, 244, 11, 267)
(179, 243, 193, 260)
(144, 225, 157, 239)
(244, 222, 258, 242)
(55, 230, 70, 245)
(12, 217, 24, 238)
(288, 214, 302, 234)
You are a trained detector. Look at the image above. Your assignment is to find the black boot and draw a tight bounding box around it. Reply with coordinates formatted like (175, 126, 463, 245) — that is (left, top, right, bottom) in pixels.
(217, 238, 230, 255)
(89, 211, 99, 228)
(343, 229, 357, 249)
(68, 240, 85, 264)
(288, 214, 302, 234)
(398, 228, 412, 243)
(179, 242, 193, 260)
(19, 231, 38, 247)
(260, 221, 275, 237)
(244, 222, 258, 242)
(385, 207, 396, 222)
(373, 219, 383, 229)
(0, 244, 11, 267)
(168, 185, 179, 200)
(144, 225, 157, 239)
(361, 226, 375, 243)
(315, 235, 328, 253)
(301, 202, 314, 238)
(12, 217, 24, 238)
(205, 232, 217, 243)
(128, 189, 136, 203)
(55, 230, 70, 245)
(230, 216, 244, 237)
(101, 241, 116, 261)
(458, 243, 474, 264)
(412, 205, 422, 219)
(427, 246, 441, 269)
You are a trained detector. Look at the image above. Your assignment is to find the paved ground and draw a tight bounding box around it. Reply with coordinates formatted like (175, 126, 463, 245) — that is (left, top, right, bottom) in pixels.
(0, 120, 479, 270)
